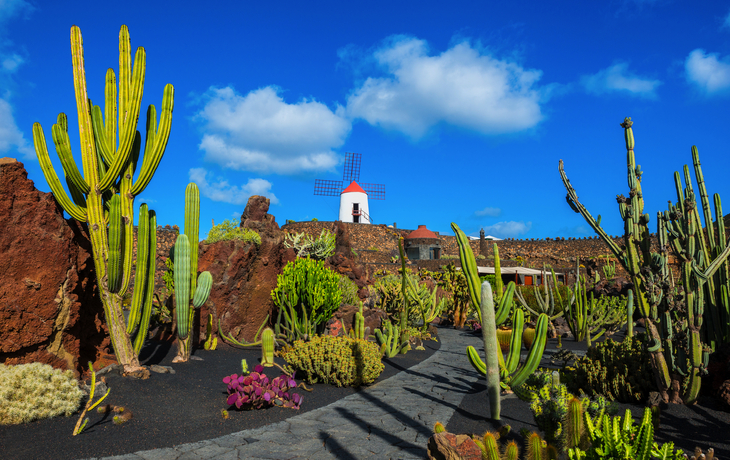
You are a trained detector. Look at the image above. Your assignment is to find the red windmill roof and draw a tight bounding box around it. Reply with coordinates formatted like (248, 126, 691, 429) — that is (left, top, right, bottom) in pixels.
(406, 225, 438, 239)
(341, 181, 367, 194)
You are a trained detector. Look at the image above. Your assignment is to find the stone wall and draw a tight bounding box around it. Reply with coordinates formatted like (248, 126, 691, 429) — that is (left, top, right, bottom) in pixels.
(281, 221, 674, 279)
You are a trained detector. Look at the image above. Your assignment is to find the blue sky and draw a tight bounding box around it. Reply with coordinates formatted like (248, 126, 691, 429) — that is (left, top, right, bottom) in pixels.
(2, 1, 730, 240)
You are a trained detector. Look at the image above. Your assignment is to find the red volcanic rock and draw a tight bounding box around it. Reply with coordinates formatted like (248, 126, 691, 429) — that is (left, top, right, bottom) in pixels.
(718, 380, 730, 410)
(240, 195, 279, 237)
(329, 304, 387, 336)
(196, 225, 295, 345)
(0, 158, 109, 377)
(427, 431, 483, 460)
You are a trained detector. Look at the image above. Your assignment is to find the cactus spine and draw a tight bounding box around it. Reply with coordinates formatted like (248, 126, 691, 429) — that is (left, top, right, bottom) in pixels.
(32, 26, 173, 370)
(173, 183, 213, 362)
(261, 327, 275, 367)
(560, 118, 730, 404)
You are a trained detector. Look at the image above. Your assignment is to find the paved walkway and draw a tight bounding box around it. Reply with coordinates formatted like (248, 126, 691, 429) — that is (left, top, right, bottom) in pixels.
(86, 327, 483, 460)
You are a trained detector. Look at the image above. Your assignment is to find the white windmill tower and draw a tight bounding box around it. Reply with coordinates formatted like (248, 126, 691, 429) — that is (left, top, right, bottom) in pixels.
(314, 153, 385, 224)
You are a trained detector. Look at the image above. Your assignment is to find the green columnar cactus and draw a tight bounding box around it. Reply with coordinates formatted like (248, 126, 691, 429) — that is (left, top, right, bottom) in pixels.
(33, 25, 173, 371)
(349, 304, 367, 340)
(173, 183, 213, 362)
(467, 308, 549, 393)
(559, 118, 730, 404)
(397, 237, 410, 349)
(261, 327, 275, 367)
(375, 320, 409, 358)
(452, 223, 513, 325)
(477, 281, 501, 420)
(626, 289, 634, 338)
(493, 243, 504, 304)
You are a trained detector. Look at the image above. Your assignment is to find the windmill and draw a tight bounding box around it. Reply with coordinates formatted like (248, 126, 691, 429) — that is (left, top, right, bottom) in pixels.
(314, 152, 385, 224)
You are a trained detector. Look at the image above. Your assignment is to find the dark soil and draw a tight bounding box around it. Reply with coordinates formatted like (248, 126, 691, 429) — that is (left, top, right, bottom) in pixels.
(0, 337, 440, 460)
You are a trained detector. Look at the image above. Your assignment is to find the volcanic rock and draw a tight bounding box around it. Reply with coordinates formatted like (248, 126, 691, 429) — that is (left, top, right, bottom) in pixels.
(0, 158, 109, 377)
(427, 431, 483, 460)
(240, 195, 279, 238)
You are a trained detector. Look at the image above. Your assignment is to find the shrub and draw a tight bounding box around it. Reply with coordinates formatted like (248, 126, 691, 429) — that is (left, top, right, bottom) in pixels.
(0, 363, 83, 425)
(281, 335, 384, 387)
(205, 219, 261, 245)
(439, 254, 459, 260)
(284, 229, 335, 259)
(563, 334, 656, 403)
(339, 275, 360, 307)
(271, 258, 342, 336)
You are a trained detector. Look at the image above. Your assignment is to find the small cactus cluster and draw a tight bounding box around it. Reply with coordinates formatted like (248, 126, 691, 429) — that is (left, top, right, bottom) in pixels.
(280, 335, 384, 387)
(222, 364, 302, 410)
(283, 228, 335, 259)
(565, 334, 656, 404)
(375, 320, 409, 358)
(0, 363, 83, 426)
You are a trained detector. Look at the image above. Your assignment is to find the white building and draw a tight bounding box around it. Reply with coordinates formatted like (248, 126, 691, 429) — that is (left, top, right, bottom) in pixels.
(339, 181, 371, 224)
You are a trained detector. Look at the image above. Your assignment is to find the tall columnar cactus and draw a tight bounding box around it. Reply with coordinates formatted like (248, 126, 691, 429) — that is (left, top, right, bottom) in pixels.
(32, 26, 173, 371)
(173, 183, 213, 362)
(452, 223, 513, 325)
(477, 281, 501, 420)
(559, 117, 730, 404)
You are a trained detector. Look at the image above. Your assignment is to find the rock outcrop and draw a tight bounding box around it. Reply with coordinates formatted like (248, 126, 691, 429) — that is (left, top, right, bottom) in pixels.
(427, 431, 483, 460)
(0, 158, 109, 376)
(196, 196, 294, 344)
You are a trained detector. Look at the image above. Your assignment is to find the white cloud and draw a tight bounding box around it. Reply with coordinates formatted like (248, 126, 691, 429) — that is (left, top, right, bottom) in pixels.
(189, 167, 279, 206)
(581, 63, 661, 98)
(475, 206, 501, 217)
(685, 49, 730, 94)
(481, 221, 532, 238)
(345, 36, 544, 138)
(0, 97, 32, 158)
(0, 0, 32, 23)
(196, 86, 351, 175)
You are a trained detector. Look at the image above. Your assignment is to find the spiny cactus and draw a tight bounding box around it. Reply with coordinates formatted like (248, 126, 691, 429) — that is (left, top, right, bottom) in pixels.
(375, 320, 409, 358)
(173, 183, 213, 363)
(560, 118, 730, 404)
(33, 25, 173, 370)
(566, 261, 628, 347)
(467, 306, 549, 395)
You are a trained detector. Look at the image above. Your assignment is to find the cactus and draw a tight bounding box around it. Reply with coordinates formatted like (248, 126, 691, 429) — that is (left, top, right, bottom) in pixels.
(515, 264, 567, 338)
(467, 305, 549, 394)
(32, 26, 173, 370)
(404, 270, 447, 332)
(397, 237, 411, 349)
(173, 183, 213, 362)
(560, 118, 730, 404)
(375, 320, 409, 358)
(452, 223, 514, 325)
(348, 303, 368, 340)
(566, 262, 627, 347)
(272, 258, 342, 341)
(261, 327, 275, 367)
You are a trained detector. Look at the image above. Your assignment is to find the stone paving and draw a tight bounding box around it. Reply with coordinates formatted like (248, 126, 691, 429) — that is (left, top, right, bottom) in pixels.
(85, 327, 483, 460)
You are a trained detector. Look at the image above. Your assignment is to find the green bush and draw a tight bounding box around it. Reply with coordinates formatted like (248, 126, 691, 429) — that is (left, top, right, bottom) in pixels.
(563, 334, 656, 403)
(339, 275, 360, 307)
(271, 258, 342, 336)
(205, 219, 261, 245)
(281, 335, 384, 387)
(0, 363, 83, 425)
